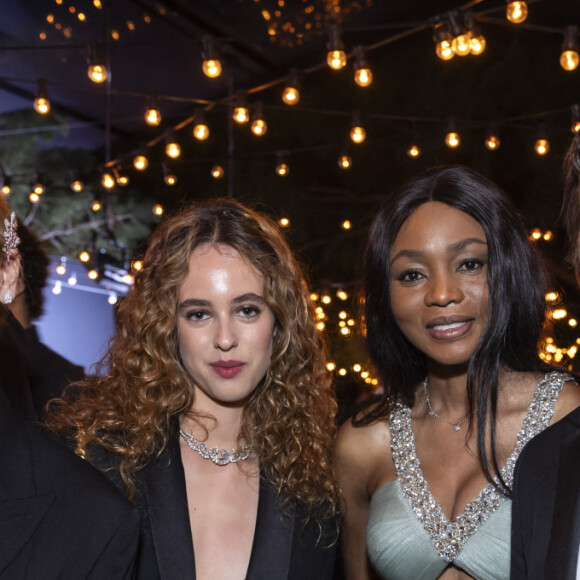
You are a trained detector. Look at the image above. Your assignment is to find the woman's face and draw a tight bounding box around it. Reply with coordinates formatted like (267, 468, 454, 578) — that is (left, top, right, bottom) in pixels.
(177, 243, 276, 409)
(389, 201, 489, 368)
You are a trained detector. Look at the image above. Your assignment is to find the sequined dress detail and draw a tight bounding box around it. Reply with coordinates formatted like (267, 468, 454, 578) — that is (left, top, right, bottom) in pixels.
(366, 371, 568, 580)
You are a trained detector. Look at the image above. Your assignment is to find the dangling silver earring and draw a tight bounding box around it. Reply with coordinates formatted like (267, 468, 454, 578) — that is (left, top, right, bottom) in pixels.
(2, 290, 13, 305)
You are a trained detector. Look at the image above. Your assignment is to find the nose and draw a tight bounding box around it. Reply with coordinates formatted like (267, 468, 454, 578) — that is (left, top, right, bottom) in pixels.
(213, 318, 238, 351)
(424, 271, 463, 307)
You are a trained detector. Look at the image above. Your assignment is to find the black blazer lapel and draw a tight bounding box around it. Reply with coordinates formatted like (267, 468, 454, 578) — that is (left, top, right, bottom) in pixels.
(144, 436, 196, 579)
(545, 412, 580, 579)
(246, 476, 295, 580)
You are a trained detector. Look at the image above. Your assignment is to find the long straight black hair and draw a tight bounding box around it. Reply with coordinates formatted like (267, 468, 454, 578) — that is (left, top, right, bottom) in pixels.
(360, 165, 550, 494)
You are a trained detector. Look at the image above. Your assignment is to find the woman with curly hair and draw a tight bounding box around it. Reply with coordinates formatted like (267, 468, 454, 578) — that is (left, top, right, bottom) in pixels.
(47, 198, 339, 580)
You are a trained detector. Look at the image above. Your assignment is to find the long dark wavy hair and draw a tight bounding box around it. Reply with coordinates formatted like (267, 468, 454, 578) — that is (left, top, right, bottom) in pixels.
(47, 198, 339, 520)
(359, 165, 550, 494)
(562, 131, 580, 270)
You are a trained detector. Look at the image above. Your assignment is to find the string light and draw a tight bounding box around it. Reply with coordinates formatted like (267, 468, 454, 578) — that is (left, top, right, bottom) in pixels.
(70, 174, 84, 192)
(448, 11, 471, 57)
(353, 46, 372, 87)
(79, 250, 91, 263)
(282, 71, 300, 105)
(350, 112, 366, 144)
(33, 79, 50, 114)
(464, 13, 486, 55)
(338, 152, 352, 169)
(113, 167, 129, 186)
(276, 152, 289, 176)
(108, 292, 118, 305)
(485, 125, 501, 150)
(445, 119, 460, 148)
(133, 152, 148, 170)
(327, 25, 346, 70)
(52, 280, 62, 295)
(87, 44, 107, 83)
(534, 125, 549, 155)
(88, 269, 98, 280)
(29, 191, 40, 203)
(1, 175, 12, 195)
(192, 110, 210, 141)
(433, 22, 454, 61)
(407, 142, 421, 158)
(572, 104, 580, 133)
(560, 26, 579, 71)
(165, 132, 181, 159)
(56, 257, 67, 275)
(250, 102, 268, 136)
(145, 94, 161, 126)
(211, 164, 224, 179)
(101, 172, 115, 189)
(506, 1, 528, 24)
(32, 175, 44, 195)
(131, 260, 143, 272)
(153, 204, 164, 216)
(91, 197, 102, 212)
(342, 219, 352, 230)
(201, 36, 222, 78)
(233, 94, 250, 124)
(162, 163, 177, 185)
(279, 217, 290, 228)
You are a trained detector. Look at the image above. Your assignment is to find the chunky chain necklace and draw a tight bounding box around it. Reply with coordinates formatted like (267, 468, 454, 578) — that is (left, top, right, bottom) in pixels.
(179, 428, 253, 466)
(423, 371, 512, 432)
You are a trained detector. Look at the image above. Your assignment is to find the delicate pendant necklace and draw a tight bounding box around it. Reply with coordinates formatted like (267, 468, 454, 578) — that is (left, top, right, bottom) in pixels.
(423, 371, 512, 432)
(179, 428, 253, 466)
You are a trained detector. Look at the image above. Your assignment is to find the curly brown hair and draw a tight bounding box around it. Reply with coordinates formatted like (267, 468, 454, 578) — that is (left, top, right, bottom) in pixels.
(47, 198, 339, 519)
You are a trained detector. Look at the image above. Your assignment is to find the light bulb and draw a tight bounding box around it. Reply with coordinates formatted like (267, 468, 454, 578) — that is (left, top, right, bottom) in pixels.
(202, 58, 222, 78)
(251, 118, 267, 136)
(342, 220, 352, 230)
(165, 141, 181, 159)
(485, 134, 501, 150)
(29, 192, 40, 203)
(445, 131, 460, 148)
(353, 46, 372, 86)
(134, 154, 148, 170)
(193, 122, 210, 140)
(279, 217, 290, 228)
(282, 85, 299, 105)
(327, 49, 347, 70)
(1, 181, 11, 195)
(52, 281, 62, 295)
(338, 154, 351, 169)
(101, 172, 115, 189)
(145, 106, 161, 126)
(88, 269, 98, 280)
(56, 260, 66, 275)
(211, 164, 224, 179)
(91, 199, 102, 211)
(470, 34, 486, 55)
(88, 63, 107, 83)
(233, 105, 250, 124)
(561, 50, 579, 71)
(506, 1, 528, 24)
(164, 173, 177, 185)
(153, 204, 164, 216)
(276, 161, 289, 176)
(535, 138, 549, 155)
(407, 144, 421, 158)
(350, 125, 366, 144)
(34, 97, 50, 114)
(436, 39, 454, 60)
(452, 34, 472, 56)
(79, 250, 90, 262)
(108, 292, 118, 305)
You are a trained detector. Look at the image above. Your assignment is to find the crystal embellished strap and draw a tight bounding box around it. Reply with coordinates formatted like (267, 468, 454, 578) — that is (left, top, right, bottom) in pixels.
(390, 371, 569, 563)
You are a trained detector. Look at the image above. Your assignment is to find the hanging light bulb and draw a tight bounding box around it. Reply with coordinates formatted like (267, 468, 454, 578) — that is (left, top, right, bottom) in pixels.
(350, 112, 366, 144)
(153, 204, 164, 216)
(464, 13, 486, 55)
(276, 153, 289, 176)
(79, 249, 91, 263)
(32, 174, 44, 195)
(108, 292, 118, 305)
(1, 175, 11, 196)
(448, 12, 471, 57)
(506, 1, 528, 24)
(560, 26, 579, 71)
(571, 104, 580, 134)
(29, 191, 40, 203)
(70, 173, 84, 192)
(282, 71, 300, 105)
(91, 197, 102, 212)
(56, 257, 67, 275)
(353, 46, 372, 87)
(33, 79, 51, 114)
(211, 164, 224, 179)
(407, 142, 421, 158)
(327, 25, 347, 70)
(279, 217, 290, 228)
(87, 44, 107, 83)
(445, 119, 460, 148)
(52, 280, 62, 295)
(201, 36, 222, 78)
(485, 132, 501, 150)
(165, 132, 181, 159)
(88, 269, 99, 281)
(535, 125, 549, 155)
(233, 94, 250, 124)
(145, 94, 161, 126)
(162, 163, 177, 185)
(101, 172, 115, 189)
(338, 152, 352, 169)
(133, 152, 148, 170)
(250, 102, 268, 136)
(192, 109, 210, 141)
(433, 22, 455, 61)
(113, 167, 129, 186)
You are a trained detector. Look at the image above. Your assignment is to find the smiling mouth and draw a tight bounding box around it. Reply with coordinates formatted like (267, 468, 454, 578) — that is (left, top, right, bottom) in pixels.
(427, 319, 474, 340)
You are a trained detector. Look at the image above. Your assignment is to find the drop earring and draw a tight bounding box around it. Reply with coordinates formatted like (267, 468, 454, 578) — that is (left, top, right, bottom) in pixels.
(2, 290, 13, 305)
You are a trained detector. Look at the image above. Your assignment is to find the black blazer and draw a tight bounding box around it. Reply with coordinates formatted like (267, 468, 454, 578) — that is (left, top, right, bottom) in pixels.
(90, 432, 339, 579)
(511, 406, 580, 580)
(0, 388, 140, 579)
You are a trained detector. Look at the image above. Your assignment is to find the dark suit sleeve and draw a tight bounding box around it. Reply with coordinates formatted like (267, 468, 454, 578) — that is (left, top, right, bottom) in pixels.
(510, 449, 527, 580)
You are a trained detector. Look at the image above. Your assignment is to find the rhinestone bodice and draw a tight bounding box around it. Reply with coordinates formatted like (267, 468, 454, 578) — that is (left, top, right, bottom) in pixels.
(366, 372, 569, 580)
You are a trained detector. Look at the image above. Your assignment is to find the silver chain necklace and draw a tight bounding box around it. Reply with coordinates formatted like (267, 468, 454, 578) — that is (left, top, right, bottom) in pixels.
(179, 428, 253, 466)
(423, 371, 512, 432)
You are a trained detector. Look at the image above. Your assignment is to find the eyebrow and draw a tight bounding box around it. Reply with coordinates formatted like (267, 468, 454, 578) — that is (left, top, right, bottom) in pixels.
(390, 237, 487, 266)
(178, 293, 267, 311)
